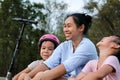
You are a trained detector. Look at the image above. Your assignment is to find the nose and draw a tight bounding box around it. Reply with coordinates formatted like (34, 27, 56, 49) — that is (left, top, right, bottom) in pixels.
(44, 48, 49, 52)
(63, 27, 68, 32)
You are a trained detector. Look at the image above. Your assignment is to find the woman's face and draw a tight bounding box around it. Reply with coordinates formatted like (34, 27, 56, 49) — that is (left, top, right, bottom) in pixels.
(40, 41, 55, 61)
(63, 16, 82, 41)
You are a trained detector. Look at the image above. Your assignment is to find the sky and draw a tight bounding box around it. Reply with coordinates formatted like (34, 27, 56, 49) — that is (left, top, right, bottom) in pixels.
(30, 0, 87, 30)
(63, 0, 85, 12)
(30, 0, 85, 12)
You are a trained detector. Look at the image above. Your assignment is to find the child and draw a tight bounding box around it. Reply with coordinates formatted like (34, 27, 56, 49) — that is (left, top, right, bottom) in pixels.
(12, 34, 60, 80)
(68, 35, 120, 80)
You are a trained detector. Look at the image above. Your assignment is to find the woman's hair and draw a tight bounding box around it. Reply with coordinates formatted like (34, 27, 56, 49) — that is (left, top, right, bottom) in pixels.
(66, 13, 92, 35)
(113, 35, 120, 62)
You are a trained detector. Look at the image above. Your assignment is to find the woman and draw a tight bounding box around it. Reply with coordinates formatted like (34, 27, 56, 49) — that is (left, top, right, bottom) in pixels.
(18, 13, 98, 80)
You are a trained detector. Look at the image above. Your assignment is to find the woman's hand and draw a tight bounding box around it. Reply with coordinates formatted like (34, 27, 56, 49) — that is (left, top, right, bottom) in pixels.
(68, 77, 78, 80)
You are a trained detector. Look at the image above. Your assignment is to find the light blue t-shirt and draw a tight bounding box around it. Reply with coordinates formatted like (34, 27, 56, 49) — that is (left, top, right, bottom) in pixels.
(44, 37, 98, 78)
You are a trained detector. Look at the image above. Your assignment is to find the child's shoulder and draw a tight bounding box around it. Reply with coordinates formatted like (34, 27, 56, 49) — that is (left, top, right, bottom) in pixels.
(87, 59, 98, 65)
(104, 56, 120, 73)
(104, 55, 119, 66)
(106, 56, 118, 61)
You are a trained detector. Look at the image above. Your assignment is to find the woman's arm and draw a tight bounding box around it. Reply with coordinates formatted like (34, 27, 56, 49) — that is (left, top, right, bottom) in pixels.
(76, 72, 86, 80)
(67, 72, 86, 80)
(81, 64, 114, 80)
(32, 64, 66, 80)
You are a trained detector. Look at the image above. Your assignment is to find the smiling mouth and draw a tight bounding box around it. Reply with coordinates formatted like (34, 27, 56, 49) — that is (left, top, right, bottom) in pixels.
(65, 33, 70, 36)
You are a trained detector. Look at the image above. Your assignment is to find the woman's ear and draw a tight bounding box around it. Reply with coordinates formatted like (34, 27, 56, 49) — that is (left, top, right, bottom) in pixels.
(78, 24, 85, 32)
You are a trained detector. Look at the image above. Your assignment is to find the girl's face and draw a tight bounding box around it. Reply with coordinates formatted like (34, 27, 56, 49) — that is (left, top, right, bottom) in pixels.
(96, 36, 119, 52)
(40, 41, 55, 61)
(63, 16, 83, 41)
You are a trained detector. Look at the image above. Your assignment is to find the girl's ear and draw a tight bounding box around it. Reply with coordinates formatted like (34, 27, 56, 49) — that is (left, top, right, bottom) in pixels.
(112, 43, 120, 49)
(118, 45, 120, 49)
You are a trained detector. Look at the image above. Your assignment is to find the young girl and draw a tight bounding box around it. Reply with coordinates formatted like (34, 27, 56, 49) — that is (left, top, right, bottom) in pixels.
(12, 34, 60, 80)
(17, 13, 98, 80)
(68, 35, 120, 80)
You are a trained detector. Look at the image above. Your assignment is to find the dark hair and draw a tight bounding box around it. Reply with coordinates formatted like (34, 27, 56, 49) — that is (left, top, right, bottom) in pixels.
(66, 13, 92, 35)
(114, 35, 120, 45)
(113, 35, 120, 62)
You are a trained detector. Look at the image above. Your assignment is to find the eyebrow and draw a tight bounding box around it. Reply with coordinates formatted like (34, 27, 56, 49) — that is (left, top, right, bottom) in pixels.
(64, 22, 72, 25)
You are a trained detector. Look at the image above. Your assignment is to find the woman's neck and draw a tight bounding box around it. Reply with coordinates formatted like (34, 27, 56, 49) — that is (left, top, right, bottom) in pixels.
(72, 36, 83, 52)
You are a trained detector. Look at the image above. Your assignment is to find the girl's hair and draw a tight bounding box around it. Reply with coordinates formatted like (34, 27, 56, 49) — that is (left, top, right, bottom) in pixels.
(66, 13, 92, 35)
(113, 35, 120, 62)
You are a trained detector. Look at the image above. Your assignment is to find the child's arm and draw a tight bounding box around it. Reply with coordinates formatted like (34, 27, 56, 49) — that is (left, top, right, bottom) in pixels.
(12, 68, 31, 80)
(28, 63, 49, 78)
(81, 64, 114, 80)
(17, 63, 49, 80)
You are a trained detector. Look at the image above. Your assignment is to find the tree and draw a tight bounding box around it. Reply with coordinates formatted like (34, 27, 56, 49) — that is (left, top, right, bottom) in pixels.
(42, 0, 68, 42)
(0, 0, 46, 76)
(84, 0, 120, 44)
(0, 0, 67, 76)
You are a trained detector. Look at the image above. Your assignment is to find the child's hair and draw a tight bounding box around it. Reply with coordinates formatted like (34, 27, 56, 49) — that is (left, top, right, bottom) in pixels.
(113, 35, 120, 62)
(38, 34, 60, 52)
(65, 13, 92, 35)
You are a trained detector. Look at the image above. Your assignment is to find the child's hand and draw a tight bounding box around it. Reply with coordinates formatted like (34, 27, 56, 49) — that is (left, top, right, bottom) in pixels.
(17, 73, 29, 80)
(12, 74, 19, 80)
(24, 74, 31, 80)
(32, 72, 45, 80)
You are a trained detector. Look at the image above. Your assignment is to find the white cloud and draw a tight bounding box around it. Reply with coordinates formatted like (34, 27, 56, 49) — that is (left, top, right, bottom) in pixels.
(64, 0, 84, 12)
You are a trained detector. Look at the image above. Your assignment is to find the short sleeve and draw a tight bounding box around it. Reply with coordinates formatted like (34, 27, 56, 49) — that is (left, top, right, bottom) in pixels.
(28, 60, 43, 70)
(82, 60, 96, 73)
(103, 56, 120, 73)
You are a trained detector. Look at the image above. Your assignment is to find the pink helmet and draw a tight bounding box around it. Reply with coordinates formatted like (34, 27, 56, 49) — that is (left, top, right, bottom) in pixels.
(38, 34, 60, 49)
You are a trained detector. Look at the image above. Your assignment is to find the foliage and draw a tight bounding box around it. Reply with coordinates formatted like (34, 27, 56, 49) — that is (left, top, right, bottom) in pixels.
(0, 0, 67, 76)
(1, 0, 119, 77)
(0, 0, 46, 76)
(84, 0, 120, 44)
(43, 0, 67, 42)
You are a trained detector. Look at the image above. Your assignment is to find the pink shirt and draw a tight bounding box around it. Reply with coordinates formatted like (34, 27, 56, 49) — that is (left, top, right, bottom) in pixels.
(82, 56, 120, 80)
